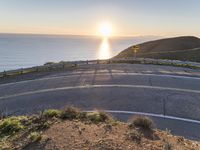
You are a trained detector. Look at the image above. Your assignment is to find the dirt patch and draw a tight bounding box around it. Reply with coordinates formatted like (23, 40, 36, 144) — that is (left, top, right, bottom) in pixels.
(1, 108, 200, 150)
(28, 121, 200, 150)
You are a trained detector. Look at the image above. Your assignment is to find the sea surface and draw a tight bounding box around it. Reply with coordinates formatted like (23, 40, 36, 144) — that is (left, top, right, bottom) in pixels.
(0, 34, 159, 72)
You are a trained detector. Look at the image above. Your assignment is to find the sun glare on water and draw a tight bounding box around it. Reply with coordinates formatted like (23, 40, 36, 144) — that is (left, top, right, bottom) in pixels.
(99, 22, 112, 37)
(97, 22, 112, 59)
(98, 38, 111, 59)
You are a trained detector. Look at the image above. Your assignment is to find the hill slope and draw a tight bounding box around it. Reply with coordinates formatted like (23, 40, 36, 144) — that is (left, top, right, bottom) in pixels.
(115, 36, 200, 62)
(1, 107, 200, 150)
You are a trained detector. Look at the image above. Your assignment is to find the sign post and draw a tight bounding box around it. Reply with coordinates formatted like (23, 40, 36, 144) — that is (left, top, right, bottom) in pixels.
(131, 45, 140, 59)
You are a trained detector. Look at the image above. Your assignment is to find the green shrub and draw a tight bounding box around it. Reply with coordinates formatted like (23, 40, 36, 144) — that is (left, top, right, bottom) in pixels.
(129, 116, 154, 130)
(43, 109, 61, 118)
(86, 111, 111, 124)
(44, 62, 55, 65)
(0, 117, 24, 136)
(29, 132, 42, 142)
(60, 107, 80, 120)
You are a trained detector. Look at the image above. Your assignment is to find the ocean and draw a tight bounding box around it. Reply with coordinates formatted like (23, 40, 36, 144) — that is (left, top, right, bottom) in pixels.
(0, 33, 158, 72)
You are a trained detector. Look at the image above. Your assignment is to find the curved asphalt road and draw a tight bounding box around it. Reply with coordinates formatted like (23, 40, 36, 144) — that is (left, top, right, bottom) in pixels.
(0, 64, 200, 139)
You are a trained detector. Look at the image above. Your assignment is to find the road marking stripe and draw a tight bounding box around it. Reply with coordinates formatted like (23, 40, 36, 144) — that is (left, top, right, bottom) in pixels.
(0, 84, 199, 100)
(87, 110, 200, 124)
(0, 72, 200, 87)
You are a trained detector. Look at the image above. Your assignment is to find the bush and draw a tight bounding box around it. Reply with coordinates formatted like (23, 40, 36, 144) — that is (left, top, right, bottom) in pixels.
(29, 132, 42, 142)
(60, 107, 80, 120)
(44, 62, 55, 65)
(129, 116, 154, 130)
(43, 109, 61, 118)
(86, 111, 111, 124)
(0, 117, 24, 136)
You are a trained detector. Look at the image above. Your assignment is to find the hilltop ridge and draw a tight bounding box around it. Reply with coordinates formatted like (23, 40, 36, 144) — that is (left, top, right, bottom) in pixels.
(115, 36, 200, 62)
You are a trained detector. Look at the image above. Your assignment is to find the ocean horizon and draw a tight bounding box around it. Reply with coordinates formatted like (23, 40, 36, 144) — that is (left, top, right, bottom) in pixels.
(0, 33, 160, 72)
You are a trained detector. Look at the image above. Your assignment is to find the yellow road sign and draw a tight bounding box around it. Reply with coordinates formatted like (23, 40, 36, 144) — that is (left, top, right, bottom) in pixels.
(131, 45, 140, 58)
(131, 45, 140, 51)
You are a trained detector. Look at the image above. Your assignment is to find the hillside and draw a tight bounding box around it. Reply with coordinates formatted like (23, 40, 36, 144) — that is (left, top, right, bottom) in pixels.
(1, 107, 200, 150)
(115, 36, 200, 62)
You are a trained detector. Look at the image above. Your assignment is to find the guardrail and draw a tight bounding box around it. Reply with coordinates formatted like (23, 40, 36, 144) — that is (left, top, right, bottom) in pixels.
(0, 62, 76, 78)
(0, 58, 199, 78)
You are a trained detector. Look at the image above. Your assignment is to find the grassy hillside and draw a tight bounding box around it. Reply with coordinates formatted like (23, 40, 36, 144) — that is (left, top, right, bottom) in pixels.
(1, 107, 200, 150)
(115, 36, 200, 62)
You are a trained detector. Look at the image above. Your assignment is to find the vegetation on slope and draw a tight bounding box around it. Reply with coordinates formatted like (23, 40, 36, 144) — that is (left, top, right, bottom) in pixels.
(116, 36, 200, 62)
(0, 107, 200, 150)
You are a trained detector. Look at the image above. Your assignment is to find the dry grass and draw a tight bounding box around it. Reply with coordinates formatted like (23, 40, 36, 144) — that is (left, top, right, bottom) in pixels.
(1, 107, 200, 150)
(129, 115, 154, 130)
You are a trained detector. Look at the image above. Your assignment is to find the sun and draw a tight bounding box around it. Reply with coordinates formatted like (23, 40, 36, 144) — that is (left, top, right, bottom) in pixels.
(99, 22, 112, 37)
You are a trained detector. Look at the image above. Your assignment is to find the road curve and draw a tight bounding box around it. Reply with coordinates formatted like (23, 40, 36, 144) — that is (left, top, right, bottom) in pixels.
(0, 64, 200, 139)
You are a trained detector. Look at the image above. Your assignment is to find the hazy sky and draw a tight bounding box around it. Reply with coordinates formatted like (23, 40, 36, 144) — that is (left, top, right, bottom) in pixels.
(0, 0, 200, 37)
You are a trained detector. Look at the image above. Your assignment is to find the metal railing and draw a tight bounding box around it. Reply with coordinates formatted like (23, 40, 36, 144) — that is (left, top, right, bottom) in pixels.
(0, 58, 199, 78)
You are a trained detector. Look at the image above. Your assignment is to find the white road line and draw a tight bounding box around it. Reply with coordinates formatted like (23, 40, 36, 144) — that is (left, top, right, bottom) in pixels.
(0, 72, 200, 87)
(0, 84, 200, 100)
(87, 110, 200, 124)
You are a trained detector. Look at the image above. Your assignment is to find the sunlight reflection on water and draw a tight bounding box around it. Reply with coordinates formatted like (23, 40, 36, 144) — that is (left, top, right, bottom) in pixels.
(98, 37, 112, 60)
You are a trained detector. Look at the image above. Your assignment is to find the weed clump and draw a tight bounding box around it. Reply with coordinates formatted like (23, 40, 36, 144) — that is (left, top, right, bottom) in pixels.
(86, 111, 111, 124)
(29, 132, 42, 142)
(60, 107, 80, 120)
(40, 107, 113, 124)
(129, 115, 154, 130)
(43, 109, 61, 118)
(0, 117, 24, 136)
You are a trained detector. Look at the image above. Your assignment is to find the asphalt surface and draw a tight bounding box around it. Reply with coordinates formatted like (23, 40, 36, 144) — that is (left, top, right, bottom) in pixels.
(0, 64, 200, 139)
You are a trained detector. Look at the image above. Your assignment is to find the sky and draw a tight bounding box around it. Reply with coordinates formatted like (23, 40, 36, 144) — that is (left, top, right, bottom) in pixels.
(0, 0, 200, 37)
